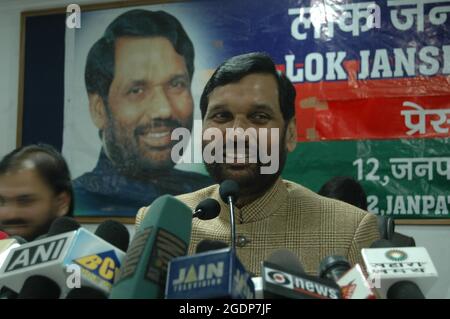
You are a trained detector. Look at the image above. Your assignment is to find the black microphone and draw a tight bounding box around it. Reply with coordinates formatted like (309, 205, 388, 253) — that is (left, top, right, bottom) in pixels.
(193, 198, 221, 221)
(319, 255, 351, 283)
(370, 239, 395, 248)
(47, 216, 81, 237)
(195, 239, 228, 253)
(387, 281, 424, 299)
(219, 180, 240, 250)
(319, 255, 377, 299)
(95, 220, 130, 252)
(66, 287, 107, 299)
(261, 249, 341, 299)
(18, 275, 61, 299)
(267, 248, 305, 274)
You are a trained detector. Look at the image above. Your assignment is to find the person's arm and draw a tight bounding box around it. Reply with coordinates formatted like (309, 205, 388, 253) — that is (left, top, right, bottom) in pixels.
(347, 213, 380, 267)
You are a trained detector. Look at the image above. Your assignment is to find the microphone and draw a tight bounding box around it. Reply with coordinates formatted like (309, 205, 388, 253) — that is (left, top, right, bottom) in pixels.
(0, 236, 26, 299)
(319, 255, 350, 283)
(319, 255, 377, 299)
(66, 287, 107, 299)
(192, 198, 221, 221)
(261, 249, 341, 299)
(95, 220, 130, 252)
(109, 195, 192, 299)
(47, 216, 81, 236)
(165, 246, 255, 299)
(362, 239, 438, 299)
(31, 216, 82, 242)
(195, 240, 228, 253)
(18, 275, 61, 299)
(0, 236, 27, 269)
(0, 222, 126, 298)
(219, 180, 239, 250)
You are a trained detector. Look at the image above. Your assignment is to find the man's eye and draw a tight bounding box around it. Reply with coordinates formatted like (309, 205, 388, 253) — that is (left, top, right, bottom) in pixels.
(0, 197, 5, 206)
(211, 112, 232, 122)
(251, 113, 271, 122)
(17, 198, 35, 206)
(128, 87, 144, 95)
(170, 79, 188, 89)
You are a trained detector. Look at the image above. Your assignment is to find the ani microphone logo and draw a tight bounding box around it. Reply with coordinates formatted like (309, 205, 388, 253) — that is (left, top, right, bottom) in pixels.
(385, 249, 408, 262)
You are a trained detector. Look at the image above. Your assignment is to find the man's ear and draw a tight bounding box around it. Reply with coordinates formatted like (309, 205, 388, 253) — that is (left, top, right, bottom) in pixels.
(55, 192, 71, 217)
(88, 94, 107, 130)
(285, 117, 297, 153)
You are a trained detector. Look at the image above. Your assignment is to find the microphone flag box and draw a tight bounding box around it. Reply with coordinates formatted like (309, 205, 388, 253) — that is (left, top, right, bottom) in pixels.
(262, 262, 341, 299)
(166, 248, 255, 299)
(0, 228, 125, 297)
(361, 247, 438, 298)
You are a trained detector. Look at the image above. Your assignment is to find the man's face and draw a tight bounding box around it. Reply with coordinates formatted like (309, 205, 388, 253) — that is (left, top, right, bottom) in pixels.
(93, 36, 193, 175)
(202, 73, 295, 195)
(0, 168, 66, 241)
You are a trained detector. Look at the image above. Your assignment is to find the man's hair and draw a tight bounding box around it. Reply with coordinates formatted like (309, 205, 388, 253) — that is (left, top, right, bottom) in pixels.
(318, 176, 368, 210)
(0, 144, 74, 216)
(200, 52, 296, 121)
(85, 9, 195, 103)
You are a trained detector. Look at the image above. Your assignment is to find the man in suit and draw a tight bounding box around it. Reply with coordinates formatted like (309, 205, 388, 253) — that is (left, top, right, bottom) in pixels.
(136, 52, 380, 275)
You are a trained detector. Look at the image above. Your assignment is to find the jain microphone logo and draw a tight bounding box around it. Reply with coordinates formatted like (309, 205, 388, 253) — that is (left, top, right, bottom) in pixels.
(172, 261, 225, 292)
(66, 4, 81, 29)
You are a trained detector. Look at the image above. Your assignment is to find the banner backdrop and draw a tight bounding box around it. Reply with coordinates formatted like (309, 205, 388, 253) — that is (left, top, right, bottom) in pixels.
(63, 0, 450, 220)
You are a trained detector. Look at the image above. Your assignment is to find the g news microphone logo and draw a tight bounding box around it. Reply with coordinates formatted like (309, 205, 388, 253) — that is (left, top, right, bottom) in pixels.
(66, 4, 81, 29)
(266, 269, 294, 289)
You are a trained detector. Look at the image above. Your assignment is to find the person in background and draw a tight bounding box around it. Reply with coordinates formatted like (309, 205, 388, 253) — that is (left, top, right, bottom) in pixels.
(0, 144, 73, 241)
(319, 176, 415, 246)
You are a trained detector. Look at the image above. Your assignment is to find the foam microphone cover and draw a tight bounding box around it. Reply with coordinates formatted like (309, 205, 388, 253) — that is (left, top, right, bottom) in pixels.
(95, 220, 130, 252)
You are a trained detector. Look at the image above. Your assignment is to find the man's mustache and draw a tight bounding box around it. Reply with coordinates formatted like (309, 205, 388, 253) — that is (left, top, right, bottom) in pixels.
(0, 218, 28, 226)
(135, 119, 183, 135)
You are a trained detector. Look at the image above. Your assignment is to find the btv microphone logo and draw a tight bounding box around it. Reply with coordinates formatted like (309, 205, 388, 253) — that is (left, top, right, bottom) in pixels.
(265, 268, 294, 289)
(385, 249, 408, 262)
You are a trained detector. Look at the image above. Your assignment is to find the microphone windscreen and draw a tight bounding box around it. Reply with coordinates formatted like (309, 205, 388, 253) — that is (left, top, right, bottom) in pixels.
(370, 239, 395, 248)
(47, 216, 80, 236)
(95, 220, 130, 252)
(318, 255, 351, 280)
(266, 248, 304, 274)
(10, 235, 27, 244)
(195, 239, 228, 253)
(194, 198, 221, 220)
(18, 275, 61, 299)
(387, 281, 425, 299)
(219, 180, 240, 202)
(66, 287, 107, 299)
(0, 231, 9, 240)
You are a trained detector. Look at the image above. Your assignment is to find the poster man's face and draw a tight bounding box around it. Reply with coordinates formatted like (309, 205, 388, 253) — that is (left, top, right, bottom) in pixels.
(91, 36, 193, 174)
